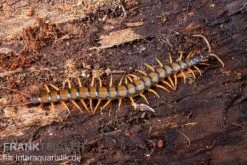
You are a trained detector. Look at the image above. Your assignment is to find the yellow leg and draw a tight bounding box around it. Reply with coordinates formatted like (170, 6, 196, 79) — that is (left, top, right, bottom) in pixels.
(118, 98, 122, 111)
(136, 70, 147, 76)
(156, 84, 170, 93)
(48, 84, 59, 91)
(180, 70, 187, 84)
(147, 88, 160, 98)
(100, 75, 113, 111)
(71, 100, 83, 113)
(126, 75, 134, 83)
(177, 51, 184, 61)
(93, 99, 101, 114)
(77, 76, 82, 87)
(80, 99, 91, 114)
(162, 80, 174, 89)
(77, 76, 91, 114)
(155, 58, 163, 67)
(109, 74, 113, 86)
(188, 68, 196, 79)
(89, 99, 93, 113)
(44, 84, 51, 93)
(127, 74, 139, 80)
(67, 79, 72, 88)
(118, 76, 124, 86)
(139, 93, 149, 104)
(129, 97, 136, 109)
(101, 99, 112, 111)
(193, 66, 202, 76)
(174, 74, 177, 90)
(168, 76, 175, 89)
(61, 101, 71, 114)
(169, 53, 173, 63)
(144, 63, 155, 71)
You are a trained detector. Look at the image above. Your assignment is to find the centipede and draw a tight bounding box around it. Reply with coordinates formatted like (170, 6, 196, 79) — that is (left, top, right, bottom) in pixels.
(0, 35, 224, 115)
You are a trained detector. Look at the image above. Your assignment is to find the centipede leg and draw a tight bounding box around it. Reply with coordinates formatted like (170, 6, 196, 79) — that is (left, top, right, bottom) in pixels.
(129, 96, 136, 109)
(173, 74, 177, 89)
(136, 70, 147, 76)
(188, 68, 196, 79)
(101, 74, 113, 111)
(118, 98, 122, 111)
(93, 77, 103, 114)
(155, 84, 170, 93)
(169, 53, 173, 63)
(193, 66, 202, 76)
(162, 80, 174, 89)
(139, 93, 149, 104)
(44, 84, 56, 112)
(89, 77, 95, 113)
(177, 51, 184, 61)
(77, 76, 91, 114)
(167, 76, 175, 90)
(144, 63, 155, 72)
(180, 70, 187, 84)
(66, 80, 83, 113)
(147, 88, 160, 98)
(155, 58, 163, 67)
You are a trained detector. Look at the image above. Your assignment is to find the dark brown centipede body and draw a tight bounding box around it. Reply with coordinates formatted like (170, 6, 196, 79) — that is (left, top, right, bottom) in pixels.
(30, 51, 209, 105)
(2, 34, 224, 113)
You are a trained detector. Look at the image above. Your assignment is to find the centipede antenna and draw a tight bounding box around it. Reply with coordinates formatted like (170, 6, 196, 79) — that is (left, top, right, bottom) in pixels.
(193, 66, 202, 76)
(209, 53, 225, 67)
(0, 86, 31, 98)
(155, 58, 163, 67)
(144, 63, 155, 71)
(139, 93, 149, 104)
(188, 68, 196, 79)
(147, 88, 160, 98)
(192, 34, 212, 53)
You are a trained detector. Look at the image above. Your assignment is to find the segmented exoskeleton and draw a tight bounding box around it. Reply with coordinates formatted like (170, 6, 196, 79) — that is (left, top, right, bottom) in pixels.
(1, 35, 224, 114)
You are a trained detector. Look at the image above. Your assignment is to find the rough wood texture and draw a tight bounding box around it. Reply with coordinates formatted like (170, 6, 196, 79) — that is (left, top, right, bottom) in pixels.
(0, 0, 246, 164)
